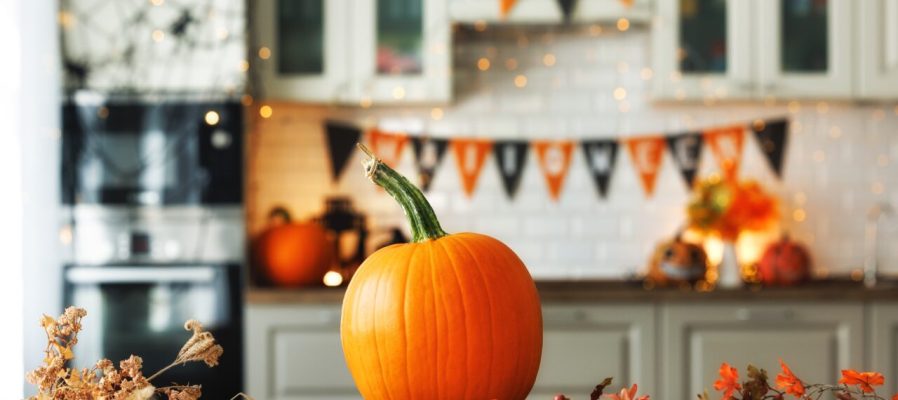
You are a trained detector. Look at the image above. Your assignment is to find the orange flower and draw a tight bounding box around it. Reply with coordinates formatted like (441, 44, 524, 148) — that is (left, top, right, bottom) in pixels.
(892, 394, 898, 400)
(714, 363, 742, 399)
(775, 360, 805, 397)
(839, 369, 884, 393)
(604, 384, 649, 400)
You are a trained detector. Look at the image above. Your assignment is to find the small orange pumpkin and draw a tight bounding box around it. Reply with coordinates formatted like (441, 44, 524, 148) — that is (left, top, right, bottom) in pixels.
(341, 145, 543, 400)
(758, 235, 812, 286)
(646, 234, 709, 286)
(254, 207, 332, 287)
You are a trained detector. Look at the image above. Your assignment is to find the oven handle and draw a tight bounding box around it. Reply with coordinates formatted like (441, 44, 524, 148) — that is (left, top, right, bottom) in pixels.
(66, 266, 218, 284)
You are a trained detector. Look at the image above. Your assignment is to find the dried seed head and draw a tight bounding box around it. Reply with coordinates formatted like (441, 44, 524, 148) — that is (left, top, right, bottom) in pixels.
(176, 320, 223, 367)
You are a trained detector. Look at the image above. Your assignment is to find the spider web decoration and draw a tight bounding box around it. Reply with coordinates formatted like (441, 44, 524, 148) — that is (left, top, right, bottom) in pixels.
(59, 0, 246, 95)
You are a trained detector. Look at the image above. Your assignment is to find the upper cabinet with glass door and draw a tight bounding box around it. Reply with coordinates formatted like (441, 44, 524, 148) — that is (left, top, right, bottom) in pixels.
(351, 0, 451, 104)
(652, 0, 853, 100)
(253, 0, 450, 104)
(652, 0, 753, 100)
(755, 0, 852, 99)
(254, 0, 352, 102)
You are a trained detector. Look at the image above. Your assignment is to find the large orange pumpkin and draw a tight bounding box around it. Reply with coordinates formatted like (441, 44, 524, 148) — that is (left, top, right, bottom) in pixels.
(341, 145, 543, 400)
(254, 207, 333, 287)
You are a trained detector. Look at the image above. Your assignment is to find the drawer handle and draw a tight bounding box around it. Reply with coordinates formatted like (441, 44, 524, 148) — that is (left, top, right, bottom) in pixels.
(735, 308, 796, 322)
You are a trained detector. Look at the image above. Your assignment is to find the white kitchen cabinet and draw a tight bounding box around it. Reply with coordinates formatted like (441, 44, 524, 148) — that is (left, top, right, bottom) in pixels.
(246, 304, 360, 400)
(351, 0, 451, 103)
(858, 0, 898, 99)
(755, 0, 853, 99)
(449, 0, 654, 24)
(661, 303, 865, 398)
(253, 0, 450, 104)
(529, 304, 656, 398)
(653, 0, 854, 100)
(652, 0, 753, 100)
(870, 303, 898, 394)
(253, 0, 352, 103)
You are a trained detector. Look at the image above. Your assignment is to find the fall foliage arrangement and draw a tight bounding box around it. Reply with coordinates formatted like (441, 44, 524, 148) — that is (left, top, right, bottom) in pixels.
(687, 177, 780, 241)
(26, 306, 229, 400)
(702, 361, 898, 400)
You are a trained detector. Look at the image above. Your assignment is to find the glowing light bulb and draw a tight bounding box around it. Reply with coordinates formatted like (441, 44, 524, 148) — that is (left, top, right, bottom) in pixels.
(323, 271, 343, 287)
(204, 111, 220, 125)
(259, 105, 273, 119)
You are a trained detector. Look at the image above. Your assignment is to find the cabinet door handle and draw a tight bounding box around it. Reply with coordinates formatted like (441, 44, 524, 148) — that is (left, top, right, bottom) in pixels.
(735, 308, 796, 322)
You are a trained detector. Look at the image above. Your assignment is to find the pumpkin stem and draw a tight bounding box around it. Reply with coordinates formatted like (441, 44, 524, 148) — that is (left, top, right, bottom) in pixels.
(358, 143, 447, 242)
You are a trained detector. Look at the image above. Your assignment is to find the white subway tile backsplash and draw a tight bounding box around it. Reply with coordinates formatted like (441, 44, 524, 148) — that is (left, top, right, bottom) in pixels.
(249, 27, 898, 280)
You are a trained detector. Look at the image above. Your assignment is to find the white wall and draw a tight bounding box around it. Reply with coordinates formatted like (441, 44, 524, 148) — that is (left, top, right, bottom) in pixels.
(249, 26, 898, 280)
(17, 0, 61, 396)
(0, 0, 24, 396)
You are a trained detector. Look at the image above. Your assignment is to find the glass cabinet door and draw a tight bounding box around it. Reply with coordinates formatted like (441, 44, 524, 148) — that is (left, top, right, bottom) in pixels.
(352, 0, 451, 103)
(653, 0, 752, 100)
(377, 0, 424, 76)
(254, 0, 351, 102)
(755, 0, 852, 98)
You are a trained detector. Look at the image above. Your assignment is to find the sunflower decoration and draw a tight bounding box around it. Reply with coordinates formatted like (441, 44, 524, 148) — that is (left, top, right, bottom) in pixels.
(687, 176, 779, 242)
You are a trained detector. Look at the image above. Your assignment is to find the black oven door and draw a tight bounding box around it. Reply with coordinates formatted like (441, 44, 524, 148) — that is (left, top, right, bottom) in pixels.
(63, 263, 243, 399)
(61, 100, 243, 206)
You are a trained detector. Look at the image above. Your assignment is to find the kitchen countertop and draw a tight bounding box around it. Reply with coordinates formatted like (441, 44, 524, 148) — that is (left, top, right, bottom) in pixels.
(246, 278, 898, 304)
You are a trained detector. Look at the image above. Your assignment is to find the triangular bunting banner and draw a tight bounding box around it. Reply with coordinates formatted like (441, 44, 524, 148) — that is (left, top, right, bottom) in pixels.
(500, 0, 519, 17)
(324, 121, 361, 183)
(752, 119, 789, 178)
(368, 128, 409, 168)
(493, 140, 530, 199)
(558, 0, 578, 22)
(410, 136, 449, 192)
(451, 138, 493, 198)
(581, 140, 618, 199)
(533, 140, 575, 201)
(666, 132, 703, 189)
(704, 125, 745, 182)
(626, 136, 666, 197)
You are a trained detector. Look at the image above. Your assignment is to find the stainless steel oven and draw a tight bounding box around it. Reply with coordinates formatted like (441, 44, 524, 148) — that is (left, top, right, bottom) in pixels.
(63, 262, 243, 399)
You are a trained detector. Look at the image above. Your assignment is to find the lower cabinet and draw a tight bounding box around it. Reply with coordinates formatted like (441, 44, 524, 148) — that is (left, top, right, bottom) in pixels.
(661, 303, 865, 398)
(245, 305, 359, 400)
(870, 303, 898, 395)
(530, 304, 656, 398)
(247, 301, 875, 400)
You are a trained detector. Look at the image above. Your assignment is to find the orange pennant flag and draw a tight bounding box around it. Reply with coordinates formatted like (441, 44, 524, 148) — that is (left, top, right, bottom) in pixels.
(500, 0, 519, 18)
(451, 138, 493, 197)
(368, 128, 409, 168)
(533, 140, 575, 201)
(704, 125, 745, 181)
(625, 136, 666, 197)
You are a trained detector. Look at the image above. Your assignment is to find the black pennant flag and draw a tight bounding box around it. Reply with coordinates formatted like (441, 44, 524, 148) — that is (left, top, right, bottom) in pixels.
(410, 136, 449, 192)
(493, 140, 529, 199)
(666, 132, 703, 188)
(324, 121, 361, 182)
(558, 0, 578, 22)
(581, 140, 618, 199)
(752, 118, 789, 178)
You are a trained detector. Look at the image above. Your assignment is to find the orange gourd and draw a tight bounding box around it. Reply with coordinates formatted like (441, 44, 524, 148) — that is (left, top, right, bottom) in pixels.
(254, 208, 332, 287)
(341, 145, 543, 400)
(757, 235, 812, 286)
